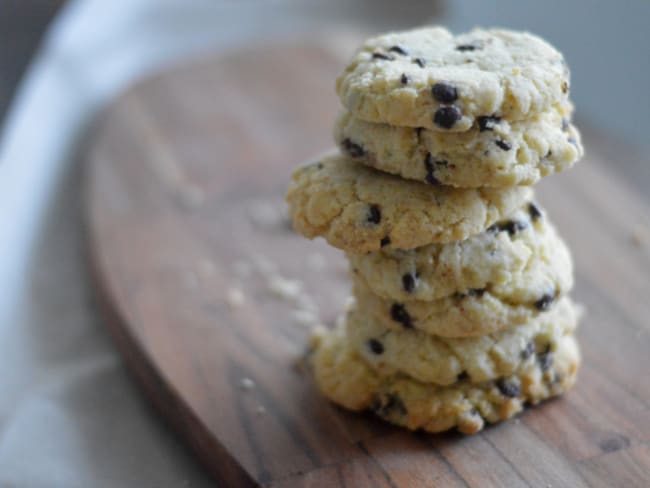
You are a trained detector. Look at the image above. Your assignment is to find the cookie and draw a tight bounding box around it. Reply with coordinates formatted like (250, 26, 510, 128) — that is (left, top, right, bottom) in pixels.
(311, 325, 580, 434)
(348, 202, 573, 304)
(334, 107, 583, 188)
(336, 27, 570, 131)
(354, 258, 572, 338)
(347, 296, 578, 385)
(286, 151, 531, 252)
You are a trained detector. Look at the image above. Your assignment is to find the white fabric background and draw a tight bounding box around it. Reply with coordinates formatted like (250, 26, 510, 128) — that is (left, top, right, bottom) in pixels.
(0, 0, 647, 486)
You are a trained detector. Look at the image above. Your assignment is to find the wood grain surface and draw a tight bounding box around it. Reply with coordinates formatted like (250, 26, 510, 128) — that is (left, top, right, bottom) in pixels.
(84, 41, 650, 487)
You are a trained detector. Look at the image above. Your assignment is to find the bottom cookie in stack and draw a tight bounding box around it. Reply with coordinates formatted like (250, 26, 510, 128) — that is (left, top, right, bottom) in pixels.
(311, 309, 581, 434)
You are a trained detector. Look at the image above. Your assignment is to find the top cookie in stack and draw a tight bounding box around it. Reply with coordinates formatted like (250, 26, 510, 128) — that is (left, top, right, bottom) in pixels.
(335, 27, 583, 188)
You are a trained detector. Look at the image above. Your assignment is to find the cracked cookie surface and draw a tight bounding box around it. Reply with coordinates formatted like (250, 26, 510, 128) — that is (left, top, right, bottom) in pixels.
(311, 324, 580, 434)
(334, 106, 583, 188)
(336, 27, 570, 131)
(348, 203, 573, 307)
(286, 151, 531, 252)
(347, 297, 578, 385)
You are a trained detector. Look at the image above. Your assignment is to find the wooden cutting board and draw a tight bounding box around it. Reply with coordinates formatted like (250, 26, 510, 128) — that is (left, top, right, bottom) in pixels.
(84, 41, 650, 487)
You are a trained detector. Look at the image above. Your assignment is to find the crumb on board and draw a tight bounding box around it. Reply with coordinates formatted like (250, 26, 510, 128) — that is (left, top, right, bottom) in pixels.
(267, 275, 303, 299)
(227, 287, 245, 308)
(247, 199, 289, 230)
(343, 295, 356, 312)
(256, 405, 266, 415)
(239, 377, 255, 391)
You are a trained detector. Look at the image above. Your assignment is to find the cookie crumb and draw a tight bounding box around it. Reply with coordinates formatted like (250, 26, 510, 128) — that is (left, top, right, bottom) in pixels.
(630, 224, 650, 248)
(291, 309, 320, 328)
(239, 378, 255, 391)
(268, 276, 303, 300)
(343, 296, 356, 312)
(295, 293, 318, 313)
(256, 405, 266, 415)
(227, 288, 245, 308)
(248, 199, 288, 230)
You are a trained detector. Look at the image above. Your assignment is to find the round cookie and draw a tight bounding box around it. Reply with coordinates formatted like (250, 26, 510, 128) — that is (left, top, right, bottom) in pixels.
(354, 264, 572, 339)
(311, 326, 580, 434)
(286, 151, 531, 252)
(347, 297, 578, 386)
(334, 107, 583, 188)
(336, 27, 570, 131)
(348, 202, 573, 304)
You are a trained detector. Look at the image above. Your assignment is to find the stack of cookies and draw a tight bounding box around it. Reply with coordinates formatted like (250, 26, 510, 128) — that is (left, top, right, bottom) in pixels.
(286, 27, 584, 434)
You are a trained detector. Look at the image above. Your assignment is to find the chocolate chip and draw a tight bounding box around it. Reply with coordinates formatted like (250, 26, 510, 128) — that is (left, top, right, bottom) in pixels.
(423, 153, 442, 185)
(534, 293, 555, 311)
(538, 351, 553, 371)
(372, 393, 407, 417)
(389, 45, 408, 55)
(367, 205, 381, 225)
(467, 288, 486, 298)
(456, 44, 478, 52)
(545, 150, 553, 158)
(457, 371, 469, 381)
(568, 137, 578, 147)
(528, 202, 542, 222)
(412, 57, 425, 68)
(432, 83, 458, 104)
(495, 139, 512, 151)
(487, 220, 528, 236)
(561, 118, 570, 131)
(380, 236, 391, 247)
(497, 379, 520, 398)
(390, 303, 413, 329)
(372, 52, 394, 61)
(400, 73, 409, 85)
(598, 435, 630, 453)
(402, 273, 418, 293)
(367, 339, 384, 354)
(477, 115, 501, 132)
(521, 341, 535, 360)
(561, 81, 569, 94)
(316, 162, 323, 170)
(434, 106, 462, 129)
(341, 138, 364, 158)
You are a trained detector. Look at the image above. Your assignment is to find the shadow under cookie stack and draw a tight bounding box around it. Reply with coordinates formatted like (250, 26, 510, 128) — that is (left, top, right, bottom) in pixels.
(286, 27, 584, 434)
